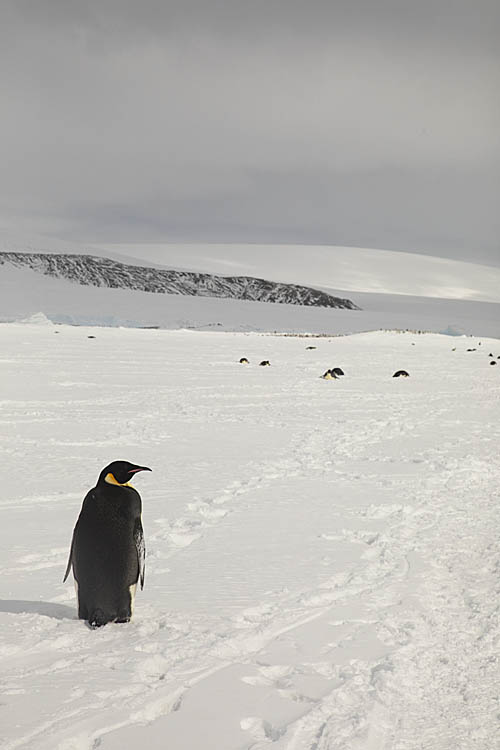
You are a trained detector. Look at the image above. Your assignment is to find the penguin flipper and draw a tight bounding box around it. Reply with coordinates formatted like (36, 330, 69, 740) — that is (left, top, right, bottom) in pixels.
(63, 534, 74, 583)
(134, 518, 145, 590)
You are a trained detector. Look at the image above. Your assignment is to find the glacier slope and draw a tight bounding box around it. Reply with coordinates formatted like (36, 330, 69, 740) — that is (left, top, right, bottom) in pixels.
(94, 243, 500, 303)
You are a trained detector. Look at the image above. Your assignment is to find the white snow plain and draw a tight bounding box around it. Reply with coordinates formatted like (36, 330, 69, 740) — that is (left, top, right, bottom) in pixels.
(1, 323, 499, 749)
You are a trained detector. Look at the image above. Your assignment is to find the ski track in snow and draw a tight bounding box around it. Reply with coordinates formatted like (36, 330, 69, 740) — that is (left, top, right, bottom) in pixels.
(0, 324, 499, 749)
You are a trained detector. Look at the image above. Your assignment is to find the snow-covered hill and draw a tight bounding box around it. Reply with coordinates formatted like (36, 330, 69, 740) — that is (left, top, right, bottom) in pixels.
(1, 324, 499, 749)
(0, 252, 358, 310)
(1, 240, 499, 338)
(94, 243, 500, 303)
(1, 262, 499, 338)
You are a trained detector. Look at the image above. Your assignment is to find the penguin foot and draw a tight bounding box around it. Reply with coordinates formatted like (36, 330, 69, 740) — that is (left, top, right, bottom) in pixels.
(115, 607, 131, 623)
(88, 609, 107, 628)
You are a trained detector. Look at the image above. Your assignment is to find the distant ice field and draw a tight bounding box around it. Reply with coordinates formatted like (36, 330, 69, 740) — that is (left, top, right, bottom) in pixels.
(1, 324, 499, 750)
(1, 263, 499, 338)
(94, 243, 500, 303)
(2, 234, 500, 302)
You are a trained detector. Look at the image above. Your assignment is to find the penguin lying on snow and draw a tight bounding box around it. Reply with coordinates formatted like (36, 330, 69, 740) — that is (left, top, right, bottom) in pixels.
(490, 361, 497, 366)
(239, 357, 249, 364)
(393, 370, 410, 378)
(259, 360, 271, 366)
(64, 460, 151, 628)
(321, 369, 338, 379)
(306, 346, 317, 350)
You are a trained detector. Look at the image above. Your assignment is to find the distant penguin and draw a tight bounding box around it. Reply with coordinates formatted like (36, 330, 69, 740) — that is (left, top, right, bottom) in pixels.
(88, 335, 96, 339)
(331, 367, 344, 376)
(259, 360, 271, 366)
(64, 460, 151, 628)
(490, 361, 497, 366)
(321, 369, 337, 379)
(306, 346, 317, 350)
(239, 357, 249, 364)
(452, 348, 456, 351)
(393, 370, 410, 378)
(488, 353, 493, 357)
(466, 348, 476, 352)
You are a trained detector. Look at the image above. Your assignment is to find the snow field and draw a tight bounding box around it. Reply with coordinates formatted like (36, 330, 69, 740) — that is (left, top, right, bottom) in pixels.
(1, 324, 499, 749)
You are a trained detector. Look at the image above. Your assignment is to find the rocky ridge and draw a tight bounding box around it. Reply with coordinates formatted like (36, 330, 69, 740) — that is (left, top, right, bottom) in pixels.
(0, 252, 359, 309)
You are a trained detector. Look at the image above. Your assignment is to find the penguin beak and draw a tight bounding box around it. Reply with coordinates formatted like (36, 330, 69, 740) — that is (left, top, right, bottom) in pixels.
(128, 466, 152, 474)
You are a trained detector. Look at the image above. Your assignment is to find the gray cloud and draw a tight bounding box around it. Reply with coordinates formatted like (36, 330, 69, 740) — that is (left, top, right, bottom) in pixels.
(1, 1, 499, 265)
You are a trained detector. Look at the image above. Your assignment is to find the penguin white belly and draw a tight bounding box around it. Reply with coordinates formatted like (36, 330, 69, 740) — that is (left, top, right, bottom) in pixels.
(129, 583, 137, 615)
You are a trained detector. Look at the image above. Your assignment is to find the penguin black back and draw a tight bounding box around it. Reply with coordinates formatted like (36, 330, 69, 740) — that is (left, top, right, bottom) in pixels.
(64, 461, 151, 628)
(393, 370, 410, 378)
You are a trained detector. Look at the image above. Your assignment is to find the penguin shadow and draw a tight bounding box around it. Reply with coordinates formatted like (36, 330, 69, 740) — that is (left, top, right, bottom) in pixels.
(0, 599, 76, 620)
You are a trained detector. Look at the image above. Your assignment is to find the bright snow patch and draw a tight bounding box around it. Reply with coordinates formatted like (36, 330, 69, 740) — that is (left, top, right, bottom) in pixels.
(1, 324, 499, 749)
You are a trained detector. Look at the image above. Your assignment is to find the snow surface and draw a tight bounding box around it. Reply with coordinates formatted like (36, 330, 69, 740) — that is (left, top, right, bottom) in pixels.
(1, 323, 499, 749)
(1, 264, 499, 338)
(95, 244, 500, 303)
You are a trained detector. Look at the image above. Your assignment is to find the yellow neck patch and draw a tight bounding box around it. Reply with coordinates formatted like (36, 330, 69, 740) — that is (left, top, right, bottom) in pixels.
(105, 472, 134, 488)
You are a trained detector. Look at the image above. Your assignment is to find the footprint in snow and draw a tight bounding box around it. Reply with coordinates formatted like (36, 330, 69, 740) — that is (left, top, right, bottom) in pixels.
(241, 664, 317, 704)
(320, 530, 380, 545)
(236, 602, 274, 624)
(187, 501, 228, 520)
(241, 663, 293, 687)
(240, 716, 284, 742)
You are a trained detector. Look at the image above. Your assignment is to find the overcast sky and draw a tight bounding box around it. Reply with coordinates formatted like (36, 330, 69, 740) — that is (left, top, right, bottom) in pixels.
(1, 1, 499, 265)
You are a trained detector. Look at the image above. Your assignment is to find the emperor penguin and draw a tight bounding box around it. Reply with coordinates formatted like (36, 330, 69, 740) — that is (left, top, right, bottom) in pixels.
(63, 460, 151, 628)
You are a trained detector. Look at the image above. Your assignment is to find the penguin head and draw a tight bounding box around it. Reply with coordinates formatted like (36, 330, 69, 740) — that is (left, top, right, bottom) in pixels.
(98, 461, 152, 487)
